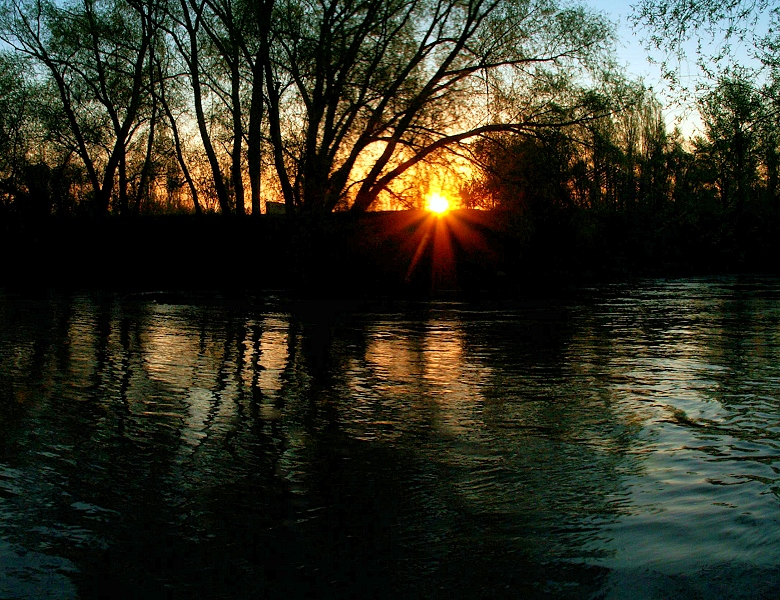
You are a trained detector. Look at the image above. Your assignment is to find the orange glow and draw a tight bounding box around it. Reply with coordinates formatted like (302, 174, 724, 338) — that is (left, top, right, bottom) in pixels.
(426, 193, 450, 214)
(368, 207, 497, 293)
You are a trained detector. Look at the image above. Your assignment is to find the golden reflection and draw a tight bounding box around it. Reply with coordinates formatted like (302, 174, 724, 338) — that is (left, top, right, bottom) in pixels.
(421, 325, 464, 385)
(141, 311, 199, 392)
(257, 319, 290, 395)
(364, 333, 421, 384)
(421, 324, 492, 436)
(66, 298, 101, 386)
(358, 319, 491, 439)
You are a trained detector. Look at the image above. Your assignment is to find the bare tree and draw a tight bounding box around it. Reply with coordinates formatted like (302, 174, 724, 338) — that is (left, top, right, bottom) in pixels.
(260, 0, 619, 214)
(163, 0, 233, 214)
(153, 52, 204, 214)
(189, 0, 274, 216)
(0, 0, 161, 216)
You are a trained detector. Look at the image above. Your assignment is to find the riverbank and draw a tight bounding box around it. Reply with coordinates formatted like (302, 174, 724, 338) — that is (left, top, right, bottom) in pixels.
(2, 207, 779, 294)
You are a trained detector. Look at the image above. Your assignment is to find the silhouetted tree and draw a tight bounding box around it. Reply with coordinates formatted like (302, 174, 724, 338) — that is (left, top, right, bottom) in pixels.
(468, 84, 674, 215)
(697, 71, 766, 210)
(466, 131, 575, 215)
(193, 0, 275, 216)
(165, 0, 234, 215)
(261, 0, 619, 214)
(0, 51, 36, 209)
(152, 37, 204, 214)
(0, 0, 162, 216)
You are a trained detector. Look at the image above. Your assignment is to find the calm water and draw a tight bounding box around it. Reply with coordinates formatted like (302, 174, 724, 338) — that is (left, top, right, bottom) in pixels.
(1, 278, 780, 599)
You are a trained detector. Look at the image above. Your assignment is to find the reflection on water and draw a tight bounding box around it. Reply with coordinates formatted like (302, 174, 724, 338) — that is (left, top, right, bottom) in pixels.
(1, 279, 780, 598)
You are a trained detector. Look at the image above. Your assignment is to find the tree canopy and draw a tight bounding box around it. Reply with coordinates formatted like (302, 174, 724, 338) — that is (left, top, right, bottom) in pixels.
(0, 0, 628, 215)
(264, 0, 620, 213)
(6, 0, 776, 221)
(632, 0, 779, 86)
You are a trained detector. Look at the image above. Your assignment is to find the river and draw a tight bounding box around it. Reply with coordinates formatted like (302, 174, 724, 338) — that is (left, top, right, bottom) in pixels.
(1, 277, 779, 598)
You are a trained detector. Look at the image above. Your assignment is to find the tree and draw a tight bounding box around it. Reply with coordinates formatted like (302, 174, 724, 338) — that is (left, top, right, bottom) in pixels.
(0, 50, 89, 217)
(164, 0, 234, 215)
(0, 0, 161, 216)
(0, 0, 631, 218)
(465, 84, 675, 216)
(195, 0, 275, 216)
(634, 1, 780, 214)
(697, 71, 765, 209)
(153, 50, 204, 214)
(262, 0, 621, 214)
(464, 130, 575, 214)
(632, 0, 778, 88)
(693, 68, 780, 213)
(0, 51, 36, 209)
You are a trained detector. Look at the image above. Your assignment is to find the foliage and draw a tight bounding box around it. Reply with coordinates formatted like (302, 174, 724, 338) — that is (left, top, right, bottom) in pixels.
(261, 0, 620, 213)
(468, 86, 673, 213)
(0, 0, 624, 216)
(466, 72, 780, 274)
(632, 0, 780, 97)
(0, 0, 777, 290)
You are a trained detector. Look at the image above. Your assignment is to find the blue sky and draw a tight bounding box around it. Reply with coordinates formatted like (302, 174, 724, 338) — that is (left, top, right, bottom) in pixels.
(587, 1, 661, 83)
(587, 0, 698, 133)
(587, 0, 772, 136)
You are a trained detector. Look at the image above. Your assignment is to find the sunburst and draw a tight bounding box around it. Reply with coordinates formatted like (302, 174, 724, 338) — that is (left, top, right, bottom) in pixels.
(426, 192, 450, 214)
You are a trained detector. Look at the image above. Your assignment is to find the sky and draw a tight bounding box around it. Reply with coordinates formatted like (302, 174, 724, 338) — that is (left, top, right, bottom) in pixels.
(588, 1, 662, 83)
(585, 0, 772, 137)
(587, 0, 702, 135)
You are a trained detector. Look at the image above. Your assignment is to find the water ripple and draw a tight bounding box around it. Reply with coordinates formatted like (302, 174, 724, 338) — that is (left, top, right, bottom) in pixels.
(1, 279, 780, 598)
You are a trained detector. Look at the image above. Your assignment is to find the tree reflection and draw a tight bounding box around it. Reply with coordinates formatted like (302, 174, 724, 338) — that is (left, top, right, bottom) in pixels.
(0, 292, 624, 597)
(5, 286, 779, 598)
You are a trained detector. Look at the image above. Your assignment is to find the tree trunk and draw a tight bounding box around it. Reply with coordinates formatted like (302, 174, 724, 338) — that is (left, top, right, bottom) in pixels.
(265, 62, 295, 213)
(231, 61, 244, 216)
(248, 57, 263, 216)
(192, 61, 232, 215)
(135, 103, 157, 216)
(156, 60, 202, 215)
(181, 0, 232, 215)
(118, 150, 129, 215)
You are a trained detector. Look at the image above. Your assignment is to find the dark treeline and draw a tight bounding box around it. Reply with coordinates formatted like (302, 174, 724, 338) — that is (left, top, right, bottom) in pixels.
(461, 69, 780, 279)
(0, 0, 778, 289)
(0, 0, 619, 217)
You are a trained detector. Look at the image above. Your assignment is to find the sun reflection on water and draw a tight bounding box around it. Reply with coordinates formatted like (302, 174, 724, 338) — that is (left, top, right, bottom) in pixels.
(3, 281, 780, 598)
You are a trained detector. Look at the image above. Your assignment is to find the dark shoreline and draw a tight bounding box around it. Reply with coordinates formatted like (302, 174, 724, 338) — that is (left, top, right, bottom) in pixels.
(2, 208, 779, 296)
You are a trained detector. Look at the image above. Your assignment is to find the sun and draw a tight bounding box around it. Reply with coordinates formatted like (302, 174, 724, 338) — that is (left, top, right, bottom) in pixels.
(426, 192, 450, 214)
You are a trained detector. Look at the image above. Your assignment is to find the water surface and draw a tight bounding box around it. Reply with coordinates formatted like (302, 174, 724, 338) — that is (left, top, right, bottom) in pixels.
(1, 278, 779, 598)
